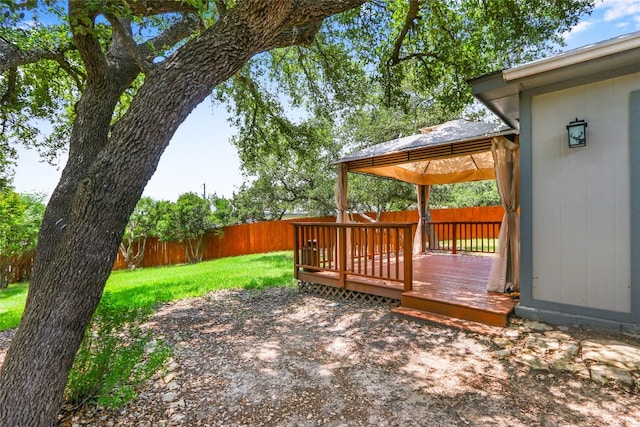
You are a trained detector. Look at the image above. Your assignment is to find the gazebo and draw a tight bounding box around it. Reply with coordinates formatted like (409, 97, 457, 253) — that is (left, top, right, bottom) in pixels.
(293, 119, 521, 328)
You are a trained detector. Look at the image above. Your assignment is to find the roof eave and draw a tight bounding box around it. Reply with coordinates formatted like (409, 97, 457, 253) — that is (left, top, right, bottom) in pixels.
(470, 31, 640, 129)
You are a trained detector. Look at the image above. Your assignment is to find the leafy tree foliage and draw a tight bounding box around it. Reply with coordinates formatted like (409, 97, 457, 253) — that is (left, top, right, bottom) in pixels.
(118, 197, 162, 270)
(230, 116, 338, 219)
(0, 190, 45, 288)
(348, 175, 415, 221)
(227, 184, 269, 223)
(430, 181, 501, 209)
(219, 0, 593, 218)
(156, 193, 221, 264)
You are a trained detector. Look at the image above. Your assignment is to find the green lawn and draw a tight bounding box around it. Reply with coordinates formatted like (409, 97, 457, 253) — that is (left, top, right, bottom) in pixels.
(0, 251, 295, 332)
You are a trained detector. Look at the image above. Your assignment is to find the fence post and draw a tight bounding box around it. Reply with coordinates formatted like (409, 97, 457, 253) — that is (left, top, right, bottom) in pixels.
(403, 225, 413, 292)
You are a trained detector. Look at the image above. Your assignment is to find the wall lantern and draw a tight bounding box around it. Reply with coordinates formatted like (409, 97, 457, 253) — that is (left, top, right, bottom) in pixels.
(566, 118, 587, 148)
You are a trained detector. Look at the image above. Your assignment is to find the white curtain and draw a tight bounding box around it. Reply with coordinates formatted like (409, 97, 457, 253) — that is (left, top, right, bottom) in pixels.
(487, 136, 520, 292)
(413, 184, 431, 253)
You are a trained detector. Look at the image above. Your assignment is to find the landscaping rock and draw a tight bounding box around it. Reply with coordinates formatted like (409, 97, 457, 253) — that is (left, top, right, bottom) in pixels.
(523, 320, 555, 332)
(514, 352, 550, 371)
(491, 337, 511, 349)
(589, 364, 635, 388)
(581, 340, 640, 371)
(161, 392, 178, 403)
(493, 349, 511, 358)
(504, 329, 521, 339)
(526, 334, 560, 352)
(544, 330, 573, 341)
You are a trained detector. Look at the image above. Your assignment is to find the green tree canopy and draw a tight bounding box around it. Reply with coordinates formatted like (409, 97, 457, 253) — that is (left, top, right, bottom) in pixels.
(219, 0, 593, 217)
(119, 196, 162, 269)
(0, 189, 45, 287)
(157, 192, 219, 264)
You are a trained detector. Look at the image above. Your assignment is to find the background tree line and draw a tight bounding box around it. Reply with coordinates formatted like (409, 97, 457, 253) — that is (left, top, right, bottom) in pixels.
(1, 180, 499, 283)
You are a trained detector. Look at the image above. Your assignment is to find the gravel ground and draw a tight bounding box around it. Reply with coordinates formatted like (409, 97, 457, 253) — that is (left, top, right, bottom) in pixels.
(2, 285, 640, 426)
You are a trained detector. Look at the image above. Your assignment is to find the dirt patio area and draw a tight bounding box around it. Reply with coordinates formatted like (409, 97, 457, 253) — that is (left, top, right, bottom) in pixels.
(2, 285, 640, 426)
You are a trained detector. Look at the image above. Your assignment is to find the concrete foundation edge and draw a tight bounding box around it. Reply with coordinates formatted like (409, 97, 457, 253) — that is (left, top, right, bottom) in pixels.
(515, 305, 640, 337)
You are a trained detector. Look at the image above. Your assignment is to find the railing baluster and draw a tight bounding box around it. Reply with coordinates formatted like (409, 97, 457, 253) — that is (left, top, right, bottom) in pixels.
(403, 225, 413, 292)
(378, 227, 383, 277)
(395, 228, 400, 280)
(386, 229, 391, 279)
(339, 225, 346, 287)
(293, 222, 419, 287)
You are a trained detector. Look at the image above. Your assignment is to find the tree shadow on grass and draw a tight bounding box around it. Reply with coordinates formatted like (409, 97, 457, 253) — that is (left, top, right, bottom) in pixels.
(0, 283, 28, 300)
(241, 272, 295, 291)
(248, 253, 293, 269)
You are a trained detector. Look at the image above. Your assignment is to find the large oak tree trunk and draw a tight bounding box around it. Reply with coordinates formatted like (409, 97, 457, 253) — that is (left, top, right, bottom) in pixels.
(0, 2, 366, 425)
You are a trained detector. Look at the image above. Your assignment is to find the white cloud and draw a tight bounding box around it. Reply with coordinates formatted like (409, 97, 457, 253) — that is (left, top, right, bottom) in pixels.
(568, 20, 595, 37)
(596, 0, 640, 22)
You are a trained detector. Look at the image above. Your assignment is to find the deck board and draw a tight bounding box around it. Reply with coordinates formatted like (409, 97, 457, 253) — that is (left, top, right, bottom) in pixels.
(409, 253, 515, 315)
(297, 252, 517, 327)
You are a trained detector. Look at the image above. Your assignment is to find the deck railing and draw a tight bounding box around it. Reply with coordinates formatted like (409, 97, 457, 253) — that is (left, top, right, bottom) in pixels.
(423, 221, 501, 254)
(292, 222, 414, 292)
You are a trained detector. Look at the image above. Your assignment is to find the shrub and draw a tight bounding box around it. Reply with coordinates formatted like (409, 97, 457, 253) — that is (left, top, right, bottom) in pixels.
(64, 296, 172, 409)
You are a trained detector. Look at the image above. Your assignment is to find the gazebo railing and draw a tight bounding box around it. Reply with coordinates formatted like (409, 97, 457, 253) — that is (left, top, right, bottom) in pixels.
(292, 222, 414, 292)
(423, 221, 501, 254)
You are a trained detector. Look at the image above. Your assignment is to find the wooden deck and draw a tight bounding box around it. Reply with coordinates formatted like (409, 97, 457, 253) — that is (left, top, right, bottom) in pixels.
(297, 252, 517, 329)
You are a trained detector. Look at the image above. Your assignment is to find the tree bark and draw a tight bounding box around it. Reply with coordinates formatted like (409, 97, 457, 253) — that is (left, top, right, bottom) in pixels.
(0, 1, 366, 425)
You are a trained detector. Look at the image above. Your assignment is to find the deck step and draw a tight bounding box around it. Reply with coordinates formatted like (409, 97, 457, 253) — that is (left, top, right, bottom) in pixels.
(392, 306, 504, 336)
(400, 292, 514, 327)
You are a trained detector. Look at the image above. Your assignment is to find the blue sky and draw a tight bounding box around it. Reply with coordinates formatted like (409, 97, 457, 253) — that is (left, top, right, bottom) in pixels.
(13, 0, 640, 201)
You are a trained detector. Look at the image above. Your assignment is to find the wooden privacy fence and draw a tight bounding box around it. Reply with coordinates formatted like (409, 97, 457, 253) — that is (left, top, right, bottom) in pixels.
(110, 206, 504, 270)
(112, 216, 336, 270)
(2, 254, 35, 286)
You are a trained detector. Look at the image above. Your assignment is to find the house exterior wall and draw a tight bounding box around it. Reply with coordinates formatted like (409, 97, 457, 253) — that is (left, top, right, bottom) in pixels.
(518, 72, 640, 332)
(530, 74, 634, 312)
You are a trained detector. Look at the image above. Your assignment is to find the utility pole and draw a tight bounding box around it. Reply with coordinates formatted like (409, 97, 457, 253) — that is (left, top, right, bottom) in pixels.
(202, 183, 206, 200)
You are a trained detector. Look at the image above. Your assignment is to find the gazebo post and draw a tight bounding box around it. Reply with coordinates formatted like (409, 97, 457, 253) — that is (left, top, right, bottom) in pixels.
(335, 163, 350, 276)
(336, 163, 348, 223)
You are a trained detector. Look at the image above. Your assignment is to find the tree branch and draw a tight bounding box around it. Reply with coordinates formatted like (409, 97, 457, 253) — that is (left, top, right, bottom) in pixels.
(52, 53, 85, 89)
(0, 37, 75, 74)
(69, 1, 108, 79)
(126, 0, 199, 16)
(239, 0, 367, 52)
(266, 21, 323, 49)
(214, 1, 227, 16)
(389, 0, 420, 65)
(105, 14, 152, 74)
(140, 13, 202, 62)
